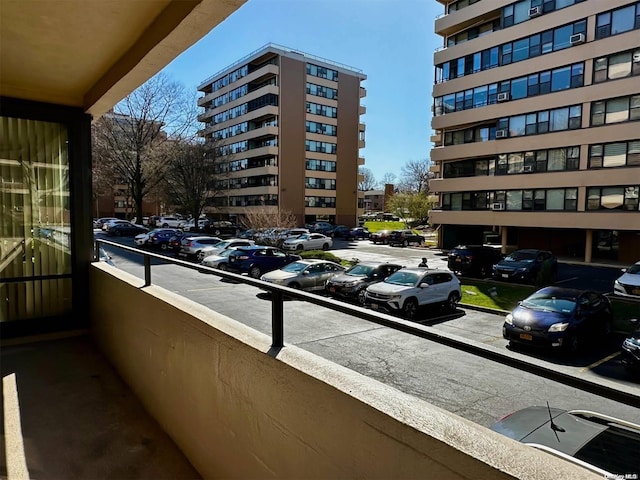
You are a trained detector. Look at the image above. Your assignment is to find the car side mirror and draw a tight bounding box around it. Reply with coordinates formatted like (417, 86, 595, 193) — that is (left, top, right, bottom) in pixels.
(302, 271, 309, 275)
(621, 268, 627, 273)
(419, 282, 430, 288)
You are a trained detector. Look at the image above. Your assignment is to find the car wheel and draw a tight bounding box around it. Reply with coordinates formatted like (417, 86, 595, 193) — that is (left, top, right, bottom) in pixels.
(162, 223, 168, 228)
(383, 239, 388, 245)
(357, 289, 366, 306)
(218, 263, 227, 271)
(249, 266, 261, 279)
(160, 243, 168, 250)
(297, 244, 304, 251)
(564, 333, 580, 355)
(289, 282, 301, 289)
(479, 266, 488, 278)
(402, 298, 418, 319)
(322, 243, 329, 251)
(214, 229, 221, 235)
(402, 239, 409, 247)
(447, 292, 460, 311)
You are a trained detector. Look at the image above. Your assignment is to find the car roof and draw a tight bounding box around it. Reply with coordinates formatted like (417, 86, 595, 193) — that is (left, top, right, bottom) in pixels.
(186, 236, 221, 241)
(530, 286, 588, 298)
(356, 261, 402, 268)
(296, 259, 333, 265)
(397, 267, 450, 274)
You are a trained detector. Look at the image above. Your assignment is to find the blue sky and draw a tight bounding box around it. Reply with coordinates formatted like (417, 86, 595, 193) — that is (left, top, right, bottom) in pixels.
(161, 0, 442, 183)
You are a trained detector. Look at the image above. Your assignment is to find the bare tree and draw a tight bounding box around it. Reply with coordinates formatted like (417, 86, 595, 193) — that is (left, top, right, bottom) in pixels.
(397, 159, 433, 193)
(92, 72, 196, 223)
(379, 172, 397, 188)
(91, 149, 116, 218)
(387, 191, 434, 227)
(241, 207, 297, 230)
(161, 139, 227, 223)
(358, 167, 377, 191)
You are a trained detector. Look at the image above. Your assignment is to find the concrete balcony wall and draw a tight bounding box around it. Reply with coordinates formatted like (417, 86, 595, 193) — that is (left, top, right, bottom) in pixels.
(89, 263, 597, 480)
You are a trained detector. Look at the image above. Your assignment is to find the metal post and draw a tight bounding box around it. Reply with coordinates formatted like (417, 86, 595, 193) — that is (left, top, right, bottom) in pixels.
(144, 254, 151, 287)
(271, 291, 284, 348)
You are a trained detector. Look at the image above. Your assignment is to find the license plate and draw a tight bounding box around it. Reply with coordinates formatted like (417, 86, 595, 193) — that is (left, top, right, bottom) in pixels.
(502, 274, 509, 278)
(519, 333, 533, 341)
(329, 287, 335, 293)
(633, 289, 640, 295)
(371, 303, 379, 310)
(455, 258, 461, 262)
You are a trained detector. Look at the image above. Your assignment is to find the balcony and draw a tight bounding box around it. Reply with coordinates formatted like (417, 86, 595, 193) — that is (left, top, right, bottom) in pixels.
(1, 249, 604, 479)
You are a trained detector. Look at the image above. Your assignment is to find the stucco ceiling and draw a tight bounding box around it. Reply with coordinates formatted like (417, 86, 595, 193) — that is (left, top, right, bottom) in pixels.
(0, 0, 246, 118)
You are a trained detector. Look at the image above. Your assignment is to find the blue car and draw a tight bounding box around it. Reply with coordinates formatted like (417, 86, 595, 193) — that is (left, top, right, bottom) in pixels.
(226, 245, 302, 278)
(492, 249, 557, 284)
(502, 286, 613, 354)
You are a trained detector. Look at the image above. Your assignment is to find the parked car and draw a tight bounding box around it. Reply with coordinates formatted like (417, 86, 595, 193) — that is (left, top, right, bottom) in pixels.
(101, 219, 130, 232)
(178, 235, 223, 260)
(203, 220, 240, 238)
(613, 260, 640, 298)
(168, 232, 191, 253)
(447, 245, 504, 278)
(620, 318, 640, 375)
(388, 229, 425, 247)
(364, 268, 461, 319)
(492, 249, 557, 284)
(144, 228, 182, 250)
(282, 233, 332, 251)
(346, 227, 370, 240)
(95, 217, 119, 230)
(200, 248, 238, 271)
(325, 261, 403, 305)
(328, 225, 350, 238)
(502, 286, 613, 354)
(105, 222, 149, 237)
(259, 259, 345, 292)
(490, 405, 640, 477)
(180, 218, 210, 232)
(196, 238, 254, 262)
(274, 228, 310, 247)
(309, 221, 334, 235)
(226, 245, 302, 278)
(369, 229, 393, 245)
(155, 216, 182, 228)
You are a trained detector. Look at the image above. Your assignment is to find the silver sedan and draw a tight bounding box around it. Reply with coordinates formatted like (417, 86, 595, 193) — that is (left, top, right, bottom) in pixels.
(260, 259, 345, 292)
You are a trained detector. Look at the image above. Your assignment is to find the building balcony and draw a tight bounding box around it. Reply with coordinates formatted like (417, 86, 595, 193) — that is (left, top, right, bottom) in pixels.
(0, 256, 600, 479)
(359, 86, 367, 98)
(359, 104, 366, 115)
(358, 156, 365, 166)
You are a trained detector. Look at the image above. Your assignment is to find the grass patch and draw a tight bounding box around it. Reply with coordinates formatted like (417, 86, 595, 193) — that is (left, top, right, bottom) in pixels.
(460, 279, 536, 312)
(363, 221, 406, 232)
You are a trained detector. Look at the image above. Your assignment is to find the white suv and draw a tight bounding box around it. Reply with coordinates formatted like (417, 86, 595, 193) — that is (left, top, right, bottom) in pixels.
(156, 216, 182, 228)
(364, 268, 461, 319)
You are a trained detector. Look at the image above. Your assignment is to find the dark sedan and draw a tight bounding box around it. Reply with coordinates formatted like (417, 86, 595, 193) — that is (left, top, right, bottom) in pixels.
(502, 286, 613, 354)
(492, 249, 557, 284)
(325, 262, 403, 305)
(346, 227, 370, 240)
(447, 245, 503, 278)
(105, 222, 149, 237)
(226, 245, 302, 278)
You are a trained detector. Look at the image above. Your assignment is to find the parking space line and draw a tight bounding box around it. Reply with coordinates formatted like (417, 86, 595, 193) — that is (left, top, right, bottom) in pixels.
(554, 276, 578, 285)
(579, 351, 620, 373)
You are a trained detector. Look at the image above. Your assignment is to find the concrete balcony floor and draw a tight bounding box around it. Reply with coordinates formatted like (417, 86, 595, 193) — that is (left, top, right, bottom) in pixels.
(1, 332, 200, 479)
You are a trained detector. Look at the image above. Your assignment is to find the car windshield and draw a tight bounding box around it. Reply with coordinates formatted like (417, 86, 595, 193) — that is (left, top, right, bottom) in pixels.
(346, 265, 374, 277)
(214, 241, 231, 249)
(384, 271, 420, 286)
(521, 293, 576, 314)
(281, 262, 310, 273)
(505, 251, 537, 262)
(626, 264, 640, 274)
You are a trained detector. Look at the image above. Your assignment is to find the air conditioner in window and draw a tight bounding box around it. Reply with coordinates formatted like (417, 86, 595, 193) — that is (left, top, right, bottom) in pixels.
(497, 92, 510, 102)
(495, 129, 508, 139)
(523, 165, 534, 173)
(569, 33, 585, 45)
(528, 6, 542, 17)
(492, 202, 505, 211)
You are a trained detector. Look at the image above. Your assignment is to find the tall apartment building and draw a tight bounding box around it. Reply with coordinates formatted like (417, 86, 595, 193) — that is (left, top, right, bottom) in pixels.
(197, 44, 367, 227)
(429, 0, 640, 264)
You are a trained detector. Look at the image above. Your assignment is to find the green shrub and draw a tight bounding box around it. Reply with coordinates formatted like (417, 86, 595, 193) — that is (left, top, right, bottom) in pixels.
(298, 250, 342, 263)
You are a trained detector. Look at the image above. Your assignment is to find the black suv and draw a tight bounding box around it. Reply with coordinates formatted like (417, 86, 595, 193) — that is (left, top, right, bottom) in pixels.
(325, 262, 403, 305)
(447, 245, 503, 278)
(492, 249, 558, 284)
(388, 230, 425, 247)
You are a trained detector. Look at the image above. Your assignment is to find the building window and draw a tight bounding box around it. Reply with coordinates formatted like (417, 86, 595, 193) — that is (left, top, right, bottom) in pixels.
(306, 159, 336, 172)
(305, 140, 337, 154)
(306, 83, 338, 99)
(593, 49, 640, 83)
(305, 121, 337, 136)
(305, 178, 336, 190)
(589, 140, 640, 168)
(305, 196, 336, 208)
(595, 2, 640, 39)
(587, 186, 640, 210)
(591, 94, 640, 126)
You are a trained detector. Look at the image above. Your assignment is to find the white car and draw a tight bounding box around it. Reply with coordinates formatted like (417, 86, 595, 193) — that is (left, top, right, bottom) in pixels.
(178, 235, 223, 259)
(364, 268, 461, 319)
(613, 260, 640, 298)
(155, 216, 182, 228)
(196, 238, 255, 262)
(282, 233, 332, 252)
(200, 248, 237, 271)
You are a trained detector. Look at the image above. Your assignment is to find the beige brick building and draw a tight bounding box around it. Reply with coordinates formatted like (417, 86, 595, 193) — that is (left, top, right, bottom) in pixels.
(197, 44, 367, 227)
(429, 0, 640, 264)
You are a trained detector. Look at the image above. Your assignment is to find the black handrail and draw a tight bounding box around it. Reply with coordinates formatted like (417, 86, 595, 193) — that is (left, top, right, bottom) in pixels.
(94, 238, 640, 409)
